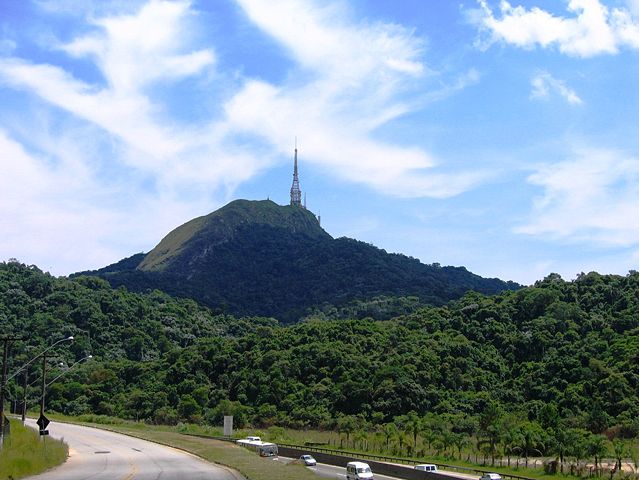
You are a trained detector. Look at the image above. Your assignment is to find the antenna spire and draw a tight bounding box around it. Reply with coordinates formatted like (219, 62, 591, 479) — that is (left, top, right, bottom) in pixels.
(290, 140, 302, 207)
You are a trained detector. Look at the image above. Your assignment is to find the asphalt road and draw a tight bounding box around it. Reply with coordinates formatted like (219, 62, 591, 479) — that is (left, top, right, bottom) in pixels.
(281, 456, 482, 480)
(23, 419, 243, 480)
(303, 462, 400, 480)
(279, 457, 404, 480)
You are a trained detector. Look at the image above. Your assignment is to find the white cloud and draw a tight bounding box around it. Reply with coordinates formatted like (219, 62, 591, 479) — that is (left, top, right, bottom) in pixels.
(516, 148, 639, 246)
(476, 0, 639, 56)
(0, 126, 216, 275)
(0, 0, 482, 204)
(0, 1, 264, 193)
(0, 0, 488, 273)
(626, 0, 639, 16)
(226, 0, 484, 198)
(60, 0, 214, 93)
(530, 71, 583, 104)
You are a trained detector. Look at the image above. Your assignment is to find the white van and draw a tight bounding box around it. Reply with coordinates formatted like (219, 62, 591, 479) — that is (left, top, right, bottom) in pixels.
(346, 461, 374, 480)
(415, 464, 438, 472)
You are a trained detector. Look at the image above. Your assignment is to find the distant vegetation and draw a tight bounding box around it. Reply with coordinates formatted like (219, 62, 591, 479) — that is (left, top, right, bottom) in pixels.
(76, 199, 519, 322)
(1, 260, 639, 474)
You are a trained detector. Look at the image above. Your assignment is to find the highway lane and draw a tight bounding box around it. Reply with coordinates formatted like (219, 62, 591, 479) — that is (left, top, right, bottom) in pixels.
(303, 462, 401, 480)
(23, 419, 243, 480)
(280, 456, 482, 480)
(278, 457, 404, 480)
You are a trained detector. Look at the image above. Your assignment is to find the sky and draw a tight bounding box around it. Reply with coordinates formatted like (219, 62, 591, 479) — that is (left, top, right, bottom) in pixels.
(1, 0, 639, 285)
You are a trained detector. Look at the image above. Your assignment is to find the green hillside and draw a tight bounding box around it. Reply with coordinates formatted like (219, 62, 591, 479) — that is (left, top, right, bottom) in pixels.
(2, 260, 638, 442)
(77, 199, 519, 322)
(138, 199, 329, 272)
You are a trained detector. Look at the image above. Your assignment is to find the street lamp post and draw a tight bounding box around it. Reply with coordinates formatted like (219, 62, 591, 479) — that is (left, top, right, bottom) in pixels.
(0, 335, 73, 442)
(6, 336, 74, 384)
(18, 357, 81, 422)
(40, 353, 47, 435)
(21, 368, 28, 423)
(36, 353, 93, 437)
(0, 335, 26, 445)
(44, 355, 93, 389)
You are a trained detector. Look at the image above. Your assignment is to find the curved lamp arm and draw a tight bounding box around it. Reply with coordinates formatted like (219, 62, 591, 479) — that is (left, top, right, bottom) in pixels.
(6, 336, 74, 382)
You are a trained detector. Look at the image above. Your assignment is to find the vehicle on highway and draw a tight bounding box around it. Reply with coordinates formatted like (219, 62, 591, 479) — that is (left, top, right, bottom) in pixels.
(300, 454, 317, 466)
(415, 464, 438, 472)
(346, 461, 374, 480)
(479, 473, 502, 480)
(236, 437, 278, 457)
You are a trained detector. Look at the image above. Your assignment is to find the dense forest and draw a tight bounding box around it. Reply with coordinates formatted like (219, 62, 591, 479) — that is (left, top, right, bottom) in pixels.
(1, 260, 639, 467)
(77, 200, 519, 322)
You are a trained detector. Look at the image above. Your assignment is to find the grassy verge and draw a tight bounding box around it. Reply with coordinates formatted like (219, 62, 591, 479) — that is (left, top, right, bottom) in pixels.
(0, 418, 68, 480)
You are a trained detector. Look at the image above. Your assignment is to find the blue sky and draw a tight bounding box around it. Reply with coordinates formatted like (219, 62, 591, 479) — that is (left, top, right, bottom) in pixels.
(1, 0, 639, 285)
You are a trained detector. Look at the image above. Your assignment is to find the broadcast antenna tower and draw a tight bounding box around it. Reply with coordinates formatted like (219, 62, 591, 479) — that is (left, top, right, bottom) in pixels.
(290, 139, 302, 207)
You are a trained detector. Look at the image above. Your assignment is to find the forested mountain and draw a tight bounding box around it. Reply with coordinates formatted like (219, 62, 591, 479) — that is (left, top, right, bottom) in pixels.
(2, 260, 638, 442)
(75, 199, 520, 322)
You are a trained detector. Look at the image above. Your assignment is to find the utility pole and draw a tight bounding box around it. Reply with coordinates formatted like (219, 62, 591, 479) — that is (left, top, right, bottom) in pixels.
(21, 368, 28, 423)
(40, 353, 46, 424)
(0, 336, 25, 445)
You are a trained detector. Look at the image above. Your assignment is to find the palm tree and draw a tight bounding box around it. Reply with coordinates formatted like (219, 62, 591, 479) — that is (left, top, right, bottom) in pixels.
(372, 427, 385, 453)
(382, 423, 397, 453)
(478, 423, 503, 466)
(406, 411, 422, 450)
(586, 434, 608, 473)
(501, 427, 524, 467)
(551, 428, 570, 474)
(421, 414, 438, 452)
(353, 430, 368, 451)
(566, 429, 588, 475)
(612, 439, 628, 473)
(517, 422, 545, 468)
(396, 430, 409, 457)
(441, 429, 457, 458)
(478, 402, 504, 466)
(337, 415, 357, 448)
(453, 433, 469, 460)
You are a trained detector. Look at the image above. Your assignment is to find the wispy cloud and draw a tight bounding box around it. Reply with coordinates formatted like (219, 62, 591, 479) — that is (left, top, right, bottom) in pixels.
(530, 71, 583, 105)
(0, 123, 213, 274)
(516, 148, 639, 246)
(0, 0, 484, 202)
(226, 0, 485, 197)
(0, 0, 488, 273)
(475, 0, 639, 57)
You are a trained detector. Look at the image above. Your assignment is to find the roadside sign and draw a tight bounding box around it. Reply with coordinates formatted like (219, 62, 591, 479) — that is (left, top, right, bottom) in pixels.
(223, 415, 233, 436)
(37, 414, 50, 431)
(39, 429, 49, 436)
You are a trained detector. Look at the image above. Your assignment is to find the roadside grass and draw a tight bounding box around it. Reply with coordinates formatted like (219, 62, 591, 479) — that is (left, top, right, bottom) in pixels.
(0, 418, 68, 480)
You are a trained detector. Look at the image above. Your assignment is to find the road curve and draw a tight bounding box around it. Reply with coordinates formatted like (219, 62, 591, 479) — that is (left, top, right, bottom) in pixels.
(24, 419, 243, 480)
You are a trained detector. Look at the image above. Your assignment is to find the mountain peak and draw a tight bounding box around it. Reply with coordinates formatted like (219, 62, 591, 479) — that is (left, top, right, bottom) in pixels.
(139, 199, 328, 272)
(79, 198, 519, 322)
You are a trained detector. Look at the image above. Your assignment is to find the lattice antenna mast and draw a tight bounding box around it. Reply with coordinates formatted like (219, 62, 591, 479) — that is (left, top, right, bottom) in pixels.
(290, 139, 302, 207)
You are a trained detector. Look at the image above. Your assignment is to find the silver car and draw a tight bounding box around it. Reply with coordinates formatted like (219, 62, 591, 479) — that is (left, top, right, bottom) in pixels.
(480, 473, 502, 480)
(300, 454, 317, 466)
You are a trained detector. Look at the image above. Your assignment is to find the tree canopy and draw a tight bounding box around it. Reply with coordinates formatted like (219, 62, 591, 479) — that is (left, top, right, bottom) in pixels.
(1, 261, 638, 442)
